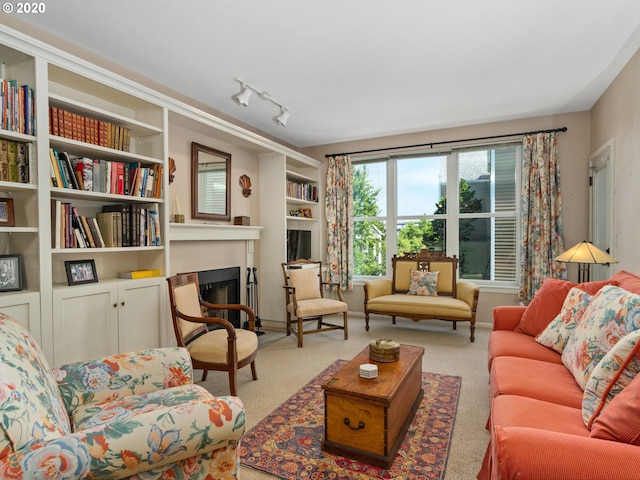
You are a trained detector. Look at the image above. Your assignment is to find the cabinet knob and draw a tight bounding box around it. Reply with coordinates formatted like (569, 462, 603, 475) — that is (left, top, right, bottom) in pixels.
(113, 303, 117, 308)
(121, 301, 125, 306)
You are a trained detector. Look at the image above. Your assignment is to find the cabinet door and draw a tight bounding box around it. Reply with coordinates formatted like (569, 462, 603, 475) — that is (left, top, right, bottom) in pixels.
(0, 292, 40, 341)
(52, 283, 118, 366)
(117, 278, 165, 353)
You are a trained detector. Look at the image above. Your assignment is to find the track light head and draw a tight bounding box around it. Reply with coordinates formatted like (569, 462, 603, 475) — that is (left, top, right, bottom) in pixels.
(232, 85, 252, 106)
(273, 108, 289, 127)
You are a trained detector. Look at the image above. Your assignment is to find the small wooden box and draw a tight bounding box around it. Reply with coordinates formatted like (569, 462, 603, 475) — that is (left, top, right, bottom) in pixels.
(322, 344, 424, 468)
(233, 216, 250, 226)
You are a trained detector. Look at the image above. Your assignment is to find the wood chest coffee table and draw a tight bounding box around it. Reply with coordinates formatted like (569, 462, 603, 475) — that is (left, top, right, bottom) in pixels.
(321, 344, 424, 468)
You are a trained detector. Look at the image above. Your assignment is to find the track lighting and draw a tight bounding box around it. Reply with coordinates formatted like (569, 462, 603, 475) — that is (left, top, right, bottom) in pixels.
(231, 78, 290, 127)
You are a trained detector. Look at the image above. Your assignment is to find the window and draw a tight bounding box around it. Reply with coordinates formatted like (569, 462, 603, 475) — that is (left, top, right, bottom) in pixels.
(353, 144, 520, 284)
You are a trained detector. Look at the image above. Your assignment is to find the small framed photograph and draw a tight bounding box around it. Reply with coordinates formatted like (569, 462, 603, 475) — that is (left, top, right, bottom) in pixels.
(0, 254, 23, 291)
(301, 208, 312, 218)
(65, 259, 98, 286)
(0, 198, 15, 227)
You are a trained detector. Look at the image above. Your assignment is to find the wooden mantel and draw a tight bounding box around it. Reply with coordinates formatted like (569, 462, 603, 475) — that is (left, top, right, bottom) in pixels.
(169, 223, 263, 242)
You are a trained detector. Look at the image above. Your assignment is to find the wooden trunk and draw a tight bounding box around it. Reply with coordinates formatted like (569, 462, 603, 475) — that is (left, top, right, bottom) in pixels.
(321, 344, 424, 468)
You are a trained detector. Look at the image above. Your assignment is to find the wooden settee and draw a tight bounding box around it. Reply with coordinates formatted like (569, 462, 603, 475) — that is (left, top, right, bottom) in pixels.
(363, 250, 480, 341)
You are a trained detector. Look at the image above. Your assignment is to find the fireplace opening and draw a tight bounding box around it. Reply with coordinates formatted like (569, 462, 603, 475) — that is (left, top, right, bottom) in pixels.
(198, 267, 241, 328)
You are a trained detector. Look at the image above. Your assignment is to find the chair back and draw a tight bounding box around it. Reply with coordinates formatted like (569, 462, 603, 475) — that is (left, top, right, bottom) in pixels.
(0, 314, 71, 452)
(392, 250, 458, 297)
(167, 273, 208, 345)
(282, 259, 323, 301)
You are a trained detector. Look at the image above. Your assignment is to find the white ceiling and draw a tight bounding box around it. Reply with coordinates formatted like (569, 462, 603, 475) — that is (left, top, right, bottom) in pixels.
(14, 0, 640, 148)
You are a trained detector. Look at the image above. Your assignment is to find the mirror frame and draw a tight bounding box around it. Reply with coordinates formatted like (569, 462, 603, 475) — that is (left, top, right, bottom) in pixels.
(191, 142, 231, 221)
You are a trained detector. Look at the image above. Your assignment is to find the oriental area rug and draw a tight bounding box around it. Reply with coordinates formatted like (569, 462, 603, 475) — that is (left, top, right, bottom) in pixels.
(240, 360, 462, 480)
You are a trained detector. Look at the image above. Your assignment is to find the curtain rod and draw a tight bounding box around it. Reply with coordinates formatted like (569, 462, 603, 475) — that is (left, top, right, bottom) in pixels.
(324, 126, 568, 158)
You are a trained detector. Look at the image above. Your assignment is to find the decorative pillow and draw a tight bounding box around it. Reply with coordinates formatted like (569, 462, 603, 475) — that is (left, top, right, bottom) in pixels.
(590, 370, 640, 445)
(583, 318, 640, 428)
(288, 268, 321, 300)
(536, 287, 593, 353)
(407, 270, 439, 296)
(562, 285, 640, 390)
(515, 279, 614, 337)
(609, 270, 640, 295)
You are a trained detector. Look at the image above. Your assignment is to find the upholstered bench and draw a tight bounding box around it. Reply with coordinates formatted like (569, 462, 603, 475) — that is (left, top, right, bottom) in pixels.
(364, 250, 480, 341)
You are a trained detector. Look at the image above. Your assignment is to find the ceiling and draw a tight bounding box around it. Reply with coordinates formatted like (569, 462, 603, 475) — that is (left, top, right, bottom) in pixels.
(14, 0, 640, 148)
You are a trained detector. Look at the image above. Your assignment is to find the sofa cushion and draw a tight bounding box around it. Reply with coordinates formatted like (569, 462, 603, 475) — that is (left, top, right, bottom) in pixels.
(0, 314, 71, 452)
(590, 372, 640, 445)
(562, 285, 640, 390)
(491, 395, 589, 437)
(490, 356, 584, 408)
(582, 324, 640, 428)
(515, 279, 613, 337)
(408, 270, 438, 296)
(536, 287, 593, 353)
(609, 270, 640, 295)
(366, 294, 472, 319)
(489, 330, 563, 369)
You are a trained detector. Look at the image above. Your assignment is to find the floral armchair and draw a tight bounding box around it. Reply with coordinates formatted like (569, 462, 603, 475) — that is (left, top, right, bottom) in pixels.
(0, 313, 245, 479)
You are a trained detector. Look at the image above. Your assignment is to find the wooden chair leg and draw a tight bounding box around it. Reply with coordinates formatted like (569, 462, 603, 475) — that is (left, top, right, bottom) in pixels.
(365, 313, 370, 331)
(228, 368, 238, 396)
(202, 369, 208, 382)
(250, 360, 258, 380)
(453, 321, 457, 330)
(343, 312, 348, 340)
(298, 317, 304, 348)
(286, 313, 291, 337)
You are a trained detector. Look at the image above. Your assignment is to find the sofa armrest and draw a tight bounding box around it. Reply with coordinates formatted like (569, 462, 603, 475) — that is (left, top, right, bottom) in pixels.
(456, 280, 479, 309)
(491, 426, 640, 480)
(492, 305, 527, 331)
(55, 347, 193, 415)
(364, 278, 392, 301)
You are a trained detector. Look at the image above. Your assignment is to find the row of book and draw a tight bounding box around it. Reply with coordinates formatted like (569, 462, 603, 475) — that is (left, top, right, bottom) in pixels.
(286, 180, 318, 203)
(1, 78, 35, 136)
(51, 200, 162, 248)
(0, 139, 30, 183)
(49, 148, 163, 198)
(49, 106, 131, 152)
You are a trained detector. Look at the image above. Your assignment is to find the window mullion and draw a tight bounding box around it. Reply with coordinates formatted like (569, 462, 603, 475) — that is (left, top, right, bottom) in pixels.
(447, 153, 459, 258)
(387, 158, 397, 274)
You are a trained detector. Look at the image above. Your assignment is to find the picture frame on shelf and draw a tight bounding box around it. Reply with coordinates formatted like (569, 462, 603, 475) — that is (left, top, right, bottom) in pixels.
(301, 208, 313, 218)
(0, 198, 15, 227)
(0, 254, 23, 292)
(65, 259, 98, 286)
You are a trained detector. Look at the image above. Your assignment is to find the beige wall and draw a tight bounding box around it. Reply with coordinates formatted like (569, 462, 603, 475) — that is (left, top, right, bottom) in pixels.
(302, 111, 592, 324)
(590, 48, 640, 273)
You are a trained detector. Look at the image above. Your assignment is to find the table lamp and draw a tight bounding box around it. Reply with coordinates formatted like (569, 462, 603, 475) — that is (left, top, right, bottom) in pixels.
(554, 240, 618, 283)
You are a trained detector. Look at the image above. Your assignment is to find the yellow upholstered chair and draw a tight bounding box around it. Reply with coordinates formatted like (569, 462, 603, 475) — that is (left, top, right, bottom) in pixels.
(281, 259, 348, 347)
(167, 272, 258, 395)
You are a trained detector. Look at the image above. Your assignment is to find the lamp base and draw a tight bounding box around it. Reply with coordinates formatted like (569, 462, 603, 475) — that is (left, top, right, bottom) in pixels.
(577, 263, 591, 283)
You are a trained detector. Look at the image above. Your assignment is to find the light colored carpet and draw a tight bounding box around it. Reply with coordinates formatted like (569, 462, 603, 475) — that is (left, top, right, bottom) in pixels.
(198, 315, 491, 480)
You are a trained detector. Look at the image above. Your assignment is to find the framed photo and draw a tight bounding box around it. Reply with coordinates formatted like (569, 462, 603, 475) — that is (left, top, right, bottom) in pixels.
(0, 254, 23, 292)
(301, 208, 312, 218)
(65, 259, 98, 286)
(0, 198, 15, 227)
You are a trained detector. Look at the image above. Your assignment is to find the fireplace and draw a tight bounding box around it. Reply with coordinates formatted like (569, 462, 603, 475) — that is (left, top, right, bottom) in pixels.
(198, 267, 241, 328)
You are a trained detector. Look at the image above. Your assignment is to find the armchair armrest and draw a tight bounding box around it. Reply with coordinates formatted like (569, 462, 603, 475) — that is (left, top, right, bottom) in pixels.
(456, 280, 479, 308)
(364, 278, 392, 301)
(55, 347, 193, 416)
(200, 299, 256, 331)
(491, 426, 640, 480)
(321, 280, 344, 301)
(492, 305, 527, 331)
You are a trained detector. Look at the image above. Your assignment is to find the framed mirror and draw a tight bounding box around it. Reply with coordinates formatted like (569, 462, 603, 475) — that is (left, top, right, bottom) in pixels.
(191, 142, 231, 221)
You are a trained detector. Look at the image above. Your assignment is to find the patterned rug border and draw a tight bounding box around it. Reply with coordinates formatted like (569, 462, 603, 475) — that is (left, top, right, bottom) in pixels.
(240, 359, 462, 480)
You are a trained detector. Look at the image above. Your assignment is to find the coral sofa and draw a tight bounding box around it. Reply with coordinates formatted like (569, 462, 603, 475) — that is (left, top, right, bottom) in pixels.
(364, 250, 480, 341)
(478, 270, 640, 480)
(0, 313, 245, 479)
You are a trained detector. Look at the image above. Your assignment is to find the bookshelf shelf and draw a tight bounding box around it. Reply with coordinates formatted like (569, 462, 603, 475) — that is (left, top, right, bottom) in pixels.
(49, 136, 163, 165)
(50, 186, 165, 203)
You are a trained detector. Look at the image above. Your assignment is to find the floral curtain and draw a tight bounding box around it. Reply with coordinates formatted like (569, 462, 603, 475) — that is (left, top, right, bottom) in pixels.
(520, 132, 566, 301)
(325, 155, 353, 290)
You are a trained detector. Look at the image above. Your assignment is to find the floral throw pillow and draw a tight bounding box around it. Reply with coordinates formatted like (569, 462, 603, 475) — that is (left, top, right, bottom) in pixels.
(536, 287, 593, 353)
(562, 285, 640, 390)
(408, 270, 439, 296)
(583, 314, 640, 428)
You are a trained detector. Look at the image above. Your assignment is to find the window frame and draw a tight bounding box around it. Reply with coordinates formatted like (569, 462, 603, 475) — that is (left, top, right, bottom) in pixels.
(352, 143, 521, 287)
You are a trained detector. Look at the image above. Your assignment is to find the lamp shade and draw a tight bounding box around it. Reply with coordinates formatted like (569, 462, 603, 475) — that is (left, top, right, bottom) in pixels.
(554, 241, 618, 265)
(273, 109, 289, 127)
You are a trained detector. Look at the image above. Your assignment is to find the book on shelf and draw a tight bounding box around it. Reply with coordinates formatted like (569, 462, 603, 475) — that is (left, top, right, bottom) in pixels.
(117, 269, 163, 279)
(1, 77, 35, 135)
(96, 211, 122, 247)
